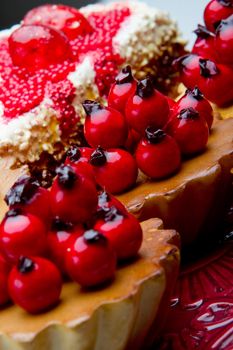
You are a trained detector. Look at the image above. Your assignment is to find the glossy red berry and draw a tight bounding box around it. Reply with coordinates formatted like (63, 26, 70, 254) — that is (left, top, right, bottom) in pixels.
(23, 4, 93, 40)
(0, 254, 11, 306)
(108, 65, 137, 114)
(166, 108, 209, 155)
(65, 145, 95, 180)
(175, 54, 201, 90)
(135, 128, 181, 179)
(94, 207, 142, 260)
(47, 218, 84, 274)
(50, 165, 98, 223)
(8, 25, 72, 71)
(83, 101, 128, 148)
(97, 190, 127, 215)
(192, 25, 217, 60)
(215, 15, 233, 64)
(125, 78, 170, 135)
(90, 147, 138, 194)
(174, 87, 214, 129)
(66, 230, 116, 287)
(8, 256, 62, 313)
(0, 209, 47, 263)
(204, 0, 233, 32)
(124, 128, 141, 153)
(5, 175, 51, 223)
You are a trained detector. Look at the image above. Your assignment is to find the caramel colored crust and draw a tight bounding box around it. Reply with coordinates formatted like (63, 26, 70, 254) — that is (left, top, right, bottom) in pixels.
(0, 218, 179, 350)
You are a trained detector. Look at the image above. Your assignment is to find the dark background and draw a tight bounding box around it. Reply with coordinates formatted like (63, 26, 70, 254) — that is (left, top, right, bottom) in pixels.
(0, 0, 94, 29)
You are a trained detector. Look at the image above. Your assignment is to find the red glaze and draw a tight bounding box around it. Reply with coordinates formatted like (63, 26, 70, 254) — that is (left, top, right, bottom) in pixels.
(83, 101, 128, 148)
(23, 4, 93, 40)
(94, 208, 142, 260)
(65, 146, 95, 181)
(0, 210, 47, 263)
(175, 54, 201, 90)
(108, 65, 137, 114)
(174, 87, 214, 129)
(66, 230, 116, 287)
(8, 256, 62, 313)
(50, 165, 98, 223)
(215, 15, 233, 64)
(97, 190, 127, 214)
(0, 254, 10, 306)
(166, 108, 209, 155)
(192, 25, 217, 60)
(204, 0, 233, 32)
(90, 147, 138, 194)
(125, 78, 170, 135)
(5, 175, 51, 223)
(8, 25, 72, 71)
(135, 128, 181, 179)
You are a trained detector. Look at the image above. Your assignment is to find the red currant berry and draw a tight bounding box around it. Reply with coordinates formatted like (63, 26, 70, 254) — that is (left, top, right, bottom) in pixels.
(124, 128, 141, 153)
(66, 230, 116, 287)
(108, 65, 137, 114)
(47, 218, 84, 274)
(83, 101, 128, 148)
(125, 78, 170, 135)
(215, 15, 233, 64)
(94, 207, 142, 260)
(174, 87, 214, 129)
(0, 209, 48, 263)
(135, 128, 181, 179)
(204, 0, 233, 32)
(192, 25, 217, 60)
(175, 54, 201, 90)
(8, 25, 72, 71)
(8, 256, 62, 313)
(5, 175, 51, 223)
(97, 190, 127, 215)
(23, 4, 93, 40)
(0, 254, 11, 306)
(50, 165, 98, 223)
(65, 145, 95, 181)
(90, 147, 138, 194)
(166, 108, 209, 155)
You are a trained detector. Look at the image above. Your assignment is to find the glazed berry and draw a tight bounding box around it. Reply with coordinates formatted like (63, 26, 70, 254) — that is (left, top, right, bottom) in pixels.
(90, 147, 138, 194)
(204, 0, 233, 32)
(174, 54, 201, 90)
(135, 128, 181, 179)
(192, 25, 217, 60)
(50, 165, 98, 223)
(83, 101, 128, 148)
(5, 175, 51, 223)
(0, 254, 10, 306)
(108, 66, 137, 114)
(166, 108, 209, 155)
(8, 256, 62, 313)
(8, 25, 72, 71)
(23, 4, 93, 40)
(94, 207, 142, 260)
(0, 209, 47, 263)
(174, 87, 214, 129)
(47, 218, 84, 274)
(125, 78, 170, 135)
(124, 128, 141, 153)
(97, 190, 127, 215)
(65, 145, 94, 180)
(66, 230, 116, 287)
(215, 15, 233, 64)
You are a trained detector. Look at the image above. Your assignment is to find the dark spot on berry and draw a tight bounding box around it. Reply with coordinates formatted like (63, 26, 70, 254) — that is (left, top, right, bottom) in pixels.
(186, 86, 204, 101)
(56, 165, 77, 189)
(194, 24, 215, 38)
(84, 230, 107, 244)
(178, 107, 199, 120)
(66, 145, 82, 162)
(51, 217, 73, 231)
(5, 175, 40, 206)
(199, 58, 219, 77)
(18, 257, 35, 274)
(97, 205, 124, 222)
(136, 78, 154, 98)
(218, 0, 233, 8)
(5, 208, 23, 218)
(173, 54, 194, 71)
(82, 100, 103, 115)
(115, 65, 134, 84)
(90, 147, 107, 166)
(145, 127, 166, 144)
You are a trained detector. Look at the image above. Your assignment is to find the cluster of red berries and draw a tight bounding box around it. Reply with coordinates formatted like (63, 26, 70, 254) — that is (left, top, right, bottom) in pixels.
(0, 173, 142, 313)
(80, 66, 212, 187)
(176, 0, 233, 106)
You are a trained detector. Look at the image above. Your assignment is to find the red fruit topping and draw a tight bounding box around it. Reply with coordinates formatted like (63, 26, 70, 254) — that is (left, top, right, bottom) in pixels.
(47, 218, 84, 274)
(192, 25, 217, 60)
(8, 25, 72, 71)
(97, 190, 127, 215)
(23, 4, 93, 40)
(125, 78, 170, 135)
(0, 209, 48, 263)
(124, 128, 141, 153)
(174, 54, 201, 90)
(135, 128, 181, 179)
(215, 15, 233, 64)
(94, 207, 142, 260)
(90, 147, 138, 194)
(166, 108, 209, 155)
(0, 254, 10, 306)
(108, 65, 137, 114)
(83, 100, 128, 148)
(5, 175, 51, 223)
(50, 165, 98, 223)
(8, 256, 62, 313)
(66, 230, 116, 287)
(174, 87, 214, 129)
(65, 145, 95, 181)
(166, 96, 176, 109)
(204, 0, 233, 32)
